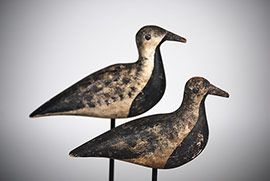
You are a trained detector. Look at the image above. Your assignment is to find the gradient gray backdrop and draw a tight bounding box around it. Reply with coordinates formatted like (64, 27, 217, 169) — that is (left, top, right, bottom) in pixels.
(0, 0, 269, 180)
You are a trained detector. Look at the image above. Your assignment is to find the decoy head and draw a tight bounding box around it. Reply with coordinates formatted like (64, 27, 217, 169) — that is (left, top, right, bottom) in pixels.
(184, 77, 229, 104)
(136, 25, 186, 54)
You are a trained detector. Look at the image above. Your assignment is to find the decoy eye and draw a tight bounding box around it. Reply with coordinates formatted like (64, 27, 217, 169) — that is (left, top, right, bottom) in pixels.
(145, 34, 151, 40)
(193, 88, 199, 94)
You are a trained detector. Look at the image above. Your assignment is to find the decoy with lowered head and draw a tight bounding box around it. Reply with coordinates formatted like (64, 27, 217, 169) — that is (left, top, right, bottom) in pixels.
(29, 25, 186, 118)
(69, 77, 229, 169)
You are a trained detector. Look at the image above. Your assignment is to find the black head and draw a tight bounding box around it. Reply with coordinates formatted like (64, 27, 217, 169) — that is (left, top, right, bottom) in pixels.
(136, 25, 186, 51)
(184, 77, 229, 103)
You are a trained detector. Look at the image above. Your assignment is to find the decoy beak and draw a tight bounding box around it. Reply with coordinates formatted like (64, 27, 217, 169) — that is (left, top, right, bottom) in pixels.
(164, 31, 187, 43)
(208, 84, 230, 98)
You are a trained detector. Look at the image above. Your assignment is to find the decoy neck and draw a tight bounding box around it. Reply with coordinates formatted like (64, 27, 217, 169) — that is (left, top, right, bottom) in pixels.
(164, 77, 229, 169)
(127, 26, 187, 117)
(164, 95, 209, 169)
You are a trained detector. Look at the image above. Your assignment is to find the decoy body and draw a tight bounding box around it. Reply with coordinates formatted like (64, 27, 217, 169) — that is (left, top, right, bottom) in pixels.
(30, 25, 186, 118)
(69, 77, 229, 169)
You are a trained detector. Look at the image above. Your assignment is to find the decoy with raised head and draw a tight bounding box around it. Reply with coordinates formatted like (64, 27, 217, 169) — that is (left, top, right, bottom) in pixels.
(29, 25, 186, 118)
(69, 77, 229, 169)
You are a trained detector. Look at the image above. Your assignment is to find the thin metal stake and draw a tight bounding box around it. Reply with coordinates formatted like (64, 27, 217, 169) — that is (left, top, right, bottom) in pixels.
(109, 118, 115, 181)
(152, 168, 158, 181)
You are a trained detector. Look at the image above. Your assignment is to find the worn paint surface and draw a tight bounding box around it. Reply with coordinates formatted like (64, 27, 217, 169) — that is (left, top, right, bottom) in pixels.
(69, 77, 229, 169)
(128, 45, 165, 117)
(164, 96, 208, 168)
(29, 25, 186, 118)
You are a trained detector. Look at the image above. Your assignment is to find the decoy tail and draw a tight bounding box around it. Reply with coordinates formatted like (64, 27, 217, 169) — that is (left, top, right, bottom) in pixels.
(29, 90, 79, 118)
(69, 144, 88, 158)
(29, 99, 63, 118)
(29, 107, 44, 118)
(69, 148, 83, 158)
(69, 129, 114, 158)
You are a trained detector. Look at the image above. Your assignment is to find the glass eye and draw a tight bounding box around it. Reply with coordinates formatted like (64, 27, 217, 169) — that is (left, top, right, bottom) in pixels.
(193, 88, 199, 94)
(145, 34, 151, 40)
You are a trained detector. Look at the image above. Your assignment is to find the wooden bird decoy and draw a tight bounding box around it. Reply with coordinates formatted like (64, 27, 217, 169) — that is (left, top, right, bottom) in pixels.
(69, 77, 229, 169)
(29, 25, 186, 118)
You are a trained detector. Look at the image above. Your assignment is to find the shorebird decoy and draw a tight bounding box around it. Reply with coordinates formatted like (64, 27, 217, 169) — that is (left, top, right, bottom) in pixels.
(69, 77, 229, 169)
(29, 25, 186, 118)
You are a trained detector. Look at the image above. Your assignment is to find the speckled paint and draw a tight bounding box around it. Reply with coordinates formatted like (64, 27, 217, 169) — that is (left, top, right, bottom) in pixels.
(29, 26, 186, 118)
(69, 77, 229, 169)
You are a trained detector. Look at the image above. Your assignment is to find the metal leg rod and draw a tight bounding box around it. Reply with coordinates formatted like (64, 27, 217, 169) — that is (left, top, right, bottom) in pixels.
(109, 118, 115, 181)
(109, 158, 114, 181)
(152, 168, 158, 181)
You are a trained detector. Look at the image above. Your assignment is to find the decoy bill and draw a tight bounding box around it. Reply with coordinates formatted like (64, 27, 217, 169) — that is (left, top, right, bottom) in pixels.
(69, 77, 229, 169)
(29, 25, 186, 118)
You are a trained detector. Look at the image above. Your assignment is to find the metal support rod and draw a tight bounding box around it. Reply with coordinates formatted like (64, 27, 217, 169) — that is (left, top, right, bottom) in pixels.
(109, 118, 115, 181)
(152, 168, 158, 181)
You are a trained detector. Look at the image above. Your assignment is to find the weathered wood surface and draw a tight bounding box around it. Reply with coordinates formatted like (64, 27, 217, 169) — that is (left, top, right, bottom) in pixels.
(69, 77, 229, 169)
(30, 25, 186, 118)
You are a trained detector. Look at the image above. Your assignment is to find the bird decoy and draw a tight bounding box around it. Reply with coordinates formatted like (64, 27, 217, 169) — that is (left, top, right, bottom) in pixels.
(69, 77, 229, 169)
(29, 25, 186, 118)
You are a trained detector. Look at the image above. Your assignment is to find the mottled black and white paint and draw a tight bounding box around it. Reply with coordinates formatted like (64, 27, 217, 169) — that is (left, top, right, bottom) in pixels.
(29, 26, 186, 118)
(69, 77, 229, 169)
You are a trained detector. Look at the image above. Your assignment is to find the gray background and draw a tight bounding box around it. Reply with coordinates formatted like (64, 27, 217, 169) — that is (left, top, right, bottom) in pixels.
(0, 0, 269, 180)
